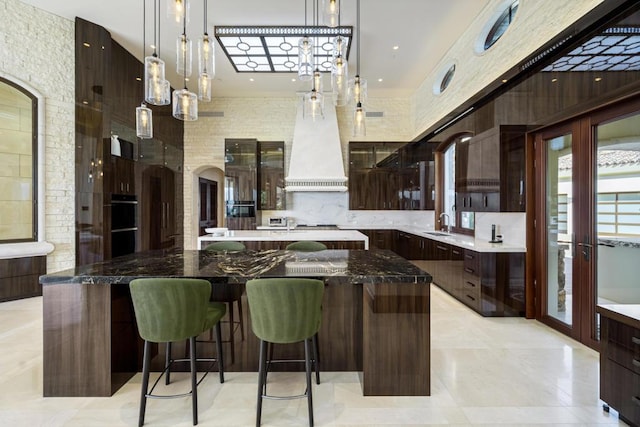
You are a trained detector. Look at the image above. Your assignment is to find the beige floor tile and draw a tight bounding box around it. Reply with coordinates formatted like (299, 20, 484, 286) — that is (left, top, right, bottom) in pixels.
(0, 286, 631, 426)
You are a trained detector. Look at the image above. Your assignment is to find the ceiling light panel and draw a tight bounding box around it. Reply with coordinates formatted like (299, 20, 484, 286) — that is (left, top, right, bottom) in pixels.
(215, 26, 352, 73)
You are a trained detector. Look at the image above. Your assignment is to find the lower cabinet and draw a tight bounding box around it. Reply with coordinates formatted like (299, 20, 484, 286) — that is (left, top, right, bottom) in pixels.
(226, 217, 257, 230)
(430, 246, 524, 316)
(599, 307, 640, 426)
(0, 256, 46, 302)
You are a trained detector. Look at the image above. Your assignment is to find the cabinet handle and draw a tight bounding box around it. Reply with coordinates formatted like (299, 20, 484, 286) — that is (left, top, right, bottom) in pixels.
(633, 396, 640, 406)
(483, 195, 488, 207)
(466, 281, 476, 288)
(632, 337, 640, 345)
(466, 294, 476, 301)
(436, 245, 447, 251)
(464, 267, 475, 274)
(633, 359, 640, 368)
(463, 197, 467, 208)
(465, 254, 474, 259)
(452, 249, 461, 255)
(468, 197, 472, 208)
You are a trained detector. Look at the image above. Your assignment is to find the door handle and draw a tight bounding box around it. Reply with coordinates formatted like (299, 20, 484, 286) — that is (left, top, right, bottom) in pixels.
(577, 235, 592, 261)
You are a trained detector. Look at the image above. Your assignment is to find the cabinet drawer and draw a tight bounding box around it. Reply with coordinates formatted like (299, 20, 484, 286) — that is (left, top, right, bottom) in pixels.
(608, 321, 640, 375)
(463, 250, 479, 274)
(601, 359, 640, 425)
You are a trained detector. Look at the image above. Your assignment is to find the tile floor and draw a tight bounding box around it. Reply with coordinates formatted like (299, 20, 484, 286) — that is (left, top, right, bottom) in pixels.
(0, 284, 629, 426)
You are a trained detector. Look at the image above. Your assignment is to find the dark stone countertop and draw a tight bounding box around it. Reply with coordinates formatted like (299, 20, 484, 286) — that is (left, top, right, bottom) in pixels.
(40, 248, 432, 286)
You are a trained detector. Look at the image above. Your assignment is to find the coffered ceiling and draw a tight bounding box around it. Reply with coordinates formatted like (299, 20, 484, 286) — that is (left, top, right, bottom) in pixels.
(18, 0, 491, 97)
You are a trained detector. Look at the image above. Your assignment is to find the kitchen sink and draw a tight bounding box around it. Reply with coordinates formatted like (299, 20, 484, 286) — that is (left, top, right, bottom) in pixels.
(424, 231, 449, 236)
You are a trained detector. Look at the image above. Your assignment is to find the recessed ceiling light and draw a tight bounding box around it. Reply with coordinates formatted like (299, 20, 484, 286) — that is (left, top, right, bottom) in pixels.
(378, 78, 383, 82)
(291, 78, 296, 82)
(249, 78, 255, 82)
(595, 77, 602, 82)
(551, 78, 558, 83)
(502, 79, 508, 83)
(393, 45, 399, 50)
(150, 44, 156, 50)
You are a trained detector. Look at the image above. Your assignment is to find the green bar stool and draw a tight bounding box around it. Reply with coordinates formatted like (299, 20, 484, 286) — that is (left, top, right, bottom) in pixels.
(246, 278, 324, 427)
(204, 241, 247, 364)
(204, 241, 247, 252)
(285, 241, 328, 251)
(130, 278, 226, 427)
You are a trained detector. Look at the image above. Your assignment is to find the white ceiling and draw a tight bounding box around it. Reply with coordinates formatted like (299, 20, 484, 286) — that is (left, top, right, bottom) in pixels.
(19, 0, 491, 98)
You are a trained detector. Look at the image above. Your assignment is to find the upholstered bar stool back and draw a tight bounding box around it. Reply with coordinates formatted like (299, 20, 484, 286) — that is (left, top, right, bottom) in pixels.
(130, 278, 226, 427)
(246, 278, 324, 427)
(285, 241, 327, 251)
(204, 241, 247, 252)
(203, 241, 247, 363)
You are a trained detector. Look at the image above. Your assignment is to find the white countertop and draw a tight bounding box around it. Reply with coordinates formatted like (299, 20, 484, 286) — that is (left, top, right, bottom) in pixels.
(338, 225, 526, 253)
(198, 229, 369, 249)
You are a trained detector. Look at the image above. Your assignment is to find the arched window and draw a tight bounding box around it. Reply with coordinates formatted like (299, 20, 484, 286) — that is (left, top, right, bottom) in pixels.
(0, 77, 38, 243)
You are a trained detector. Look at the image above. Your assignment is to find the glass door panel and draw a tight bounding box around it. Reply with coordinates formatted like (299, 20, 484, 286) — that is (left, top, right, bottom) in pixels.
(595, 113, 640, 338)
(545, 134, 573, 326)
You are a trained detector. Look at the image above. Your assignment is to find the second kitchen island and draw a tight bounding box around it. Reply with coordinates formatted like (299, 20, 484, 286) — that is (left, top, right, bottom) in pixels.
(197, 229, 369, 250)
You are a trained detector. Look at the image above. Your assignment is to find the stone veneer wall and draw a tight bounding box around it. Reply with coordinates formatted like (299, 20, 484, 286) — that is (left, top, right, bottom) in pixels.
(411, 0, 603, 139)
(0, 0, 76, 272)
(183, 97, 413, 248)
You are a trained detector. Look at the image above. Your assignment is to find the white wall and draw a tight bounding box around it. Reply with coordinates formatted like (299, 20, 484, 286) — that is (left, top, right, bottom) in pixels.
(0, 0, 75, 272)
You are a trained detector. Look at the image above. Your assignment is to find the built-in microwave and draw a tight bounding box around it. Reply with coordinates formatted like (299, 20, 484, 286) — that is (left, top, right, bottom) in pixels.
(226, 201, 255, 218)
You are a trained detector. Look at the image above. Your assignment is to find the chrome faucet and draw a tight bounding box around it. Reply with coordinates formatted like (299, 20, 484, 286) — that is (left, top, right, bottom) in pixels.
(439, 213, 450, 233)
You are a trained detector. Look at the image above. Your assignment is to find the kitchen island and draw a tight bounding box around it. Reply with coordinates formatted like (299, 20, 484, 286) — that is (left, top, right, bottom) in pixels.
(40, 248, 430, 397)
(197, 228, 369, 249)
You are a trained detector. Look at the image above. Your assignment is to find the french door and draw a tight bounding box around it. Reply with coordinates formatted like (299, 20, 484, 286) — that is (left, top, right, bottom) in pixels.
(534, 96, 640, 349)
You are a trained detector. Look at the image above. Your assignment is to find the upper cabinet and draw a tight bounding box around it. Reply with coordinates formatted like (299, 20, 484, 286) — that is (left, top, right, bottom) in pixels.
(456, 125, 526, 212)
(225, 139, 257, 203)
(349, 142, 435, 210)
(258, 141, 285, 210)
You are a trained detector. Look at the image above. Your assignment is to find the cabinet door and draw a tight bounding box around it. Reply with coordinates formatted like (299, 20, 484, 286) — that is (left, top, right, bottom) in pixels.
(258, 141, 285, 210)
(225, 139, 257, 202)
(111, 156, 135, 195)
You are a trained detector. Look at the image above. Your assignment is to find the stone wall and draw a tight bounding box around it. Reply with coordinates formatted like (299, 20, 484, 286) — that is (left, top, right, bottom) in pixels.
(0, 0, 76, 272)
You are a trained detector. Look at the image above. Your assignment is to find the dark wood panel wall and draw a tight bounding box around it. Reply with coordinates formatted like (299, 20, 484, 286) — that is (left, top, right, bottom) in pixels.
(75, 18, 184, 266)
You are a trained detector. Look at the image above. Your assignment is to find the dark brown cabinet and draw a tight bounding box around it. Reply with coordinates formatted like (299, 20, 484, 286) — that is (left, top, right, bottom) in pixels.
(225, 139, 257, 203)
(348, 142, 404, 210)
(349, 142, 436, 211)
(110, 156, 135, 195)
(75, 18, 183, 265)
(258, 141, 285, 210)
(599, 307, 640, 427)
(455, 125, 526, 213)
(359, 229, 397, 251)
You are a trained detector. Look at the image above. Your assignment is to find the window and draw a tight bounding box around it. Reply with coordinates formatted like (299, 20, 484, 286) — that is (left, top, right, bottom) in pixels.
(477, 0, 519, 52)
(433, 62, 456, 95)
(0, 78, 37, 243)
(598, 192, 640, 236)
(443, 143, 456, 227)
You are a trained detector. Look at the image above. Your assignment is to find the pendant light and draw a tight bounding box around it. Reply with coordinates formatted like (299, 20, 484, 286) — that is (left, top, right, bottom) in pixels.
(322, 0, 339, 28)
(173, 12, 198, 121)
(298, 0, 314, 82)
(176, 25, 192, 76)
(353, 0, 366, 136)
(136, 0, 153, 138)
(167, 0, 189, 25)
(305, 0, 323, 120)
(145, 0, 170, 106)
(331, 0, 348, 106)
(197, 0, 214, 101)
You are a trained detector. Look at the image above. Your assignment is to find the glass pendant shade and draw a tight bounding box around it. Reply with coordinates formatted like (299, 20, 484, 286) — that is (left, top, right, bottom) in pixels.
(332, 55, 349, 106)
(146, 78, 170, 106)
(297, 36, 314, 81)
(313, 69, 323, 95)
(322, 0, 339, 28)
(136, 103, 153, 139)
(353, 102, 366, 136)
(198, 72, 211, 101)
(144, 55, 167, 105)
(332, 35, 347, 58)
(304, 89, 324, 120)
(176, 34, 193, 76)
(167, 0, 189, 24)
(172, 88, 198, 121)
(198, 34, 215, 78)
(349, 75, 367, 105)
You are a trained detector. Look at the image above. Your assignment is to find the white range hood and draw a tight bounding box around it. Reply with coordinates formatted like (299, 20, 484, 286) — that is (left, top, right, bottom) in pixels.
(285, 103, 348, 192)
